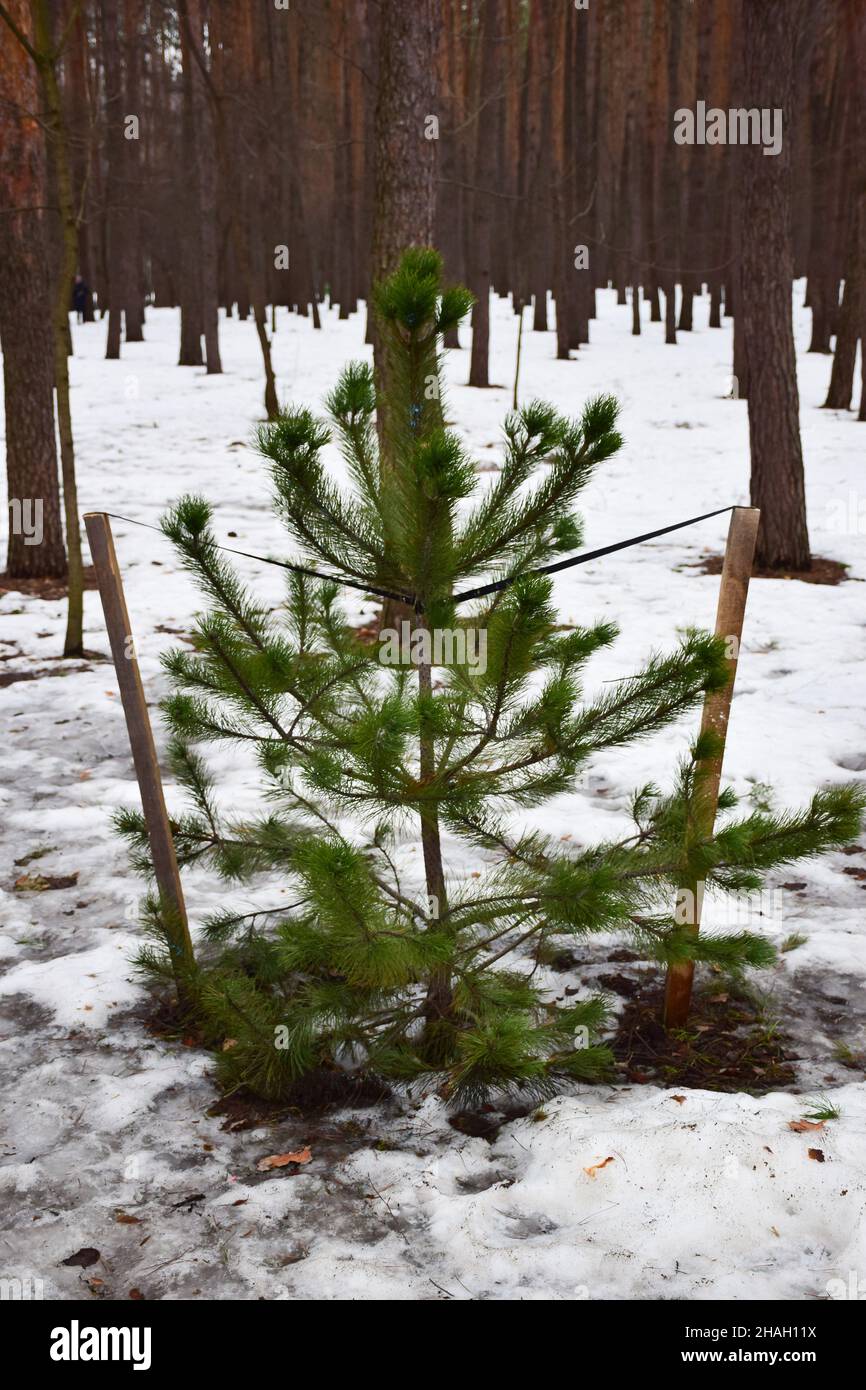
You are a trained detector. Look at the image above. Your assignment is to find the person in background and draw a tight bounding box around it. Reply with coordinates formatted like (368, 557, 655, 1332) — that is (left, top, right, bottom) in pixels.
(72, 273, 89, 322)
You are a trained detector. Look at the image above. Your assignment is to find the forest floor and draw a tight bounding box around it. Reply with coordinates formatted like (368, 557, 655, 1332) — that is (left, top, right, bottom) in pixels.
(1, 286, 865, 1301)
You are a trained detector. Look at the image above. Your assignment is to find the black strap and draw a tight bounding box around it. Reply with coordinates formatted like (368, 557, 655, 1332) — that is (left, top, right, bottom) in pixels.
(101, 513, 417, 608)
(100, 503, 740, 614)
(451, 504, 738, 605)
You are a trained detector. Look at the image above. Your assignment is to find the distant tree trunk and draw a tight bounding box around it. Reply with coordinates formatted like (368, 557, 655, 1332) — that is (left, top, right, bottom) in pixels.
(0, 0, 66, 578)
(197, 0, 275, 415)
(188, 0, 220, 372)
(100, 0, 125, 359)
(741, 0, 810, 571)
(177, 8, 203, 366)
(823, 2, 866, 410)
(823, 244, 861, 409)
(122, 0, 144, 340)
(28, 0, 86, 653)
(552, 3, 574, 359)
(467, 0, 499, 386)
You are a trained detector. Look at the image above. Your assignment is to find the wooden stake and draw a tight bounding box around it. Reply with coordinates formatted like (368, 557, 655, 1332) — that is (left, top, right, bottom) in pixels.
(84, 512, 195, 995)
(663, 506, 760, 1029)
(512, 299, 525, 411)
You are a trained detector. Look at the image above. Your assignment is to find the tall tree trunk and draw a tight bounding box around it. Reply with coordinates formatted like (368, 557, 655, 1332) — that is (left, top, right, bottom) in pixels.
(740, 0, 810, 571)
(100, 0, 125, 359)
(30, 0, 86, 654)
(122, 0, 144, 340)
(371, 0, 441, 630)
(177, 8, 203, 366)
(188, 0, 221, 372)
(467, 0, 499, 387)
(823, 1, 866, 409)
(0, 0, 66, 578)
(370, 0, 441, 304)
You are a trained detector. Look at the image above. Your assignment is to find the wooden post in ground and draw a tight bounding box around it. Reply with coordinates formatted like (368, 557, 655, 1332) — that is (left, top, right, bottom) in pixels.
(84, 512, 195, 998)
(663, 506, 761, 1029)
(512, 300, 525, 411)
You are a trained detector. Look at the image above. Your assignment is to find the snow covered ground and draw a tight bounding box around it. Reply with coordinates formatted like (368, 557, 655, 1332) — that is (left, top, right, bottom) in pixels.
(1, 286, 865, 1301)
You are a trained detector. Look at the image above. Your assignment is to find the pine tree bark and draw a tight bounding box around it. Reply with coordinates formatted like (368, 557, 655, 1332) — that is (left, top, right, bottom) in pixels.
(187, 0, 220, 372)
(740, 0, 810, 571)
(823, 1, 866, 410)
(177, 7, 203, 366)
(371, 0, 441, 631)
(0, 0, 66, 578)
(101, 0, 126, 359)
(26, 0, 86, 653)
(370, 0, 440, 301)
(122, 0, 144, 340)
(467, 0, 500, 387)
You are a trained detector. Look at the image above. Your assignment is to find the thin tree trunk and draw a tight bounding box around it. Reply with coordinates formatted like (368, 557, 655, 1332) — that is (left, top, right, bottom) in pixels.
(178, 8, 203, 366)
(188, 0, 220, 372)
(741, 0, 810, 571)
(122, 0, 144, 340)
(467, 0, 499, 386)
(30, 0, 85, 654)
(100, 0, 125, 359)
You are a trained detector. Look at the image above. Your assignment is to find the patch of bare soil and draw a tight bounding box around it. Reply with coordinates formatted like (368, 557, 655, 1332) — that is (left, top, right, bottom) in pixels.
(688, 554, 850, 586)
(609, 972, 797, 1093)
(0, 657, 103, 687)
(0, 566, 99, 600)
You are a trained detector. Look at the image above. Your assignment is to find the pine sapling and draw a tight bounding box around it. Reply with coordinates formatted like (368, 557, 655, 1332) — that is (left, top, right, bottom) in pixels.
(120, 248, 865, 1108)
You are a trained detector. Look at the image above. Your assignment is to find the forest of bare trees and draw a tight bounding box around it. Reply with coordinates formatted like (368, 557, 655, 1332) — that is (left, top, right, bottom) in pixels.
(2, 0, 865, 600)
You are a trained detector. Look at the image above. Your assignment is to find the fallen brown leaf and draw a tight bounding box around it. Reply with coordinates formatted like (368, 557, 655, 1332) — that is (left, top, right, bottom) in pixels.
(807, 1148, 825, 1162)
(256, 1146, 312, 1172)
(14, 872, 79, 892)
(788, 1119, 825, 1133)
(583, 1156, 615, 1179)
(62, 1247, 100, 1268)
(114, 1211, 142, 1225)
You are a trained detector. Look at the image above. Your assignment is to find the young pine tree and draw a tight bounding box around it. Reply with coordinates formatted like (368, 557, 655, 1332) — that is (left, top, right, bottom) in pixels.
(121, 249, 864, 1108)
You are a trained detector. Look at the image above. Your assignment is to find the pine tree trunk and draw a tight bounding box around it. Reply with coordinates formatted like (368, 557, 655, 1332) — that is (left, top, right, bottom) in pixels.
(467, 0, 500, 387)
(30, 0, 85, 654)
(101, 0, 125, 360)
(178, 9, 203, 366)
(0, 0, 66, 579)
(417, 649, 453, 1047)
(741, 0, 810, 571)
(370, 1, 440, 298)
(371, 0, 441, 630)
(122, 0, 144, 341)
(824, 176, 865, 409)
